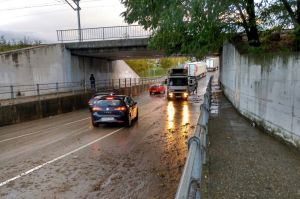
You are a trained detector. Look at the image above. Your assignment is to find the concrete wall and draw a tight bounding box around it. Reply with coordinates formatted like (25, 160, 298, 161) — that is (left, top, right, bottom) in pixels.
(221, 43, 300, 147)
(0, 84, 149, 126)
(0, 45, 139, 99)
(111, 60, 139, 79)
(0, 45, 72, 85)
(71, 55, 112, 83)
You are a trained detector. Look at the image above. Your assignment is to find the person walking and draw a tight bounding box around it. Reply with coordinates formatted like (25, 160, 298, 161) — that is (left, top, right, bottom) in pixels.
(194, 79, 198, 94)
(90, 74, 95, 89)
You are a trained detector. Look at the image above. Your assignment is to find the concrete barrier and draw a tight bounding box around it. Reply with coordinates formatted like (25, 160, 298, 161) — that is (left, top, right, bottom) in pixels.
(0, 84, 150, 127)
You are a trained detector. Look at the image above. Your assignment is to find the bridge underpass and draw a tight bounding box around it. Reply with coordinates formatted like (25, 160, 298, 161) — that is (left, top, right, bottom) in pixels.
(1, 25, 299, 198)
(0, 69, 213, 198)
(0, 24, 206, 197)
(65, 38, 165, 60)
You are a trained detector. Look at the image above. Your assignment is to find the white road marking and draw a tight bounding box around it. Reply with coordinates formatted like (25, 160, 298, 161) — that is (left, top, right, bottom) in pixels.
(0, 117, 89, 144)
(0, 127, 124, 187)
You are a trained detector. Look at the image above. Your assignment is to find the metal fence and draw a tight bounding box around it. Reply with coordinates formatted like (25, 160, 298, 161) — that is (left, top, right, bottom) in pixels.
(57, 25, 151, 42)
(175, 75, 213, 199)
(0, 77, 163, 101)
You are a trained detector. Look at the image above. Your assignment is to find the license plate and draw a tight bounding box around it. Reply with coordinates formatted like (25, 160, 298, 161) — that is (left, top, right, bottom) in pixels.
(101, 117, 114, 121)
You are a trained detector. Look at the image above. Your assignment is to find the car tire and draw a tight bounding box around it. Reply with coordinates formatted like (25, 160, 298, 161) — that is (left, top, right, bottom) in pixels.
(92, 120, 99, 127)
(126, 114, 132, 127)
(135, 109, 139, 121)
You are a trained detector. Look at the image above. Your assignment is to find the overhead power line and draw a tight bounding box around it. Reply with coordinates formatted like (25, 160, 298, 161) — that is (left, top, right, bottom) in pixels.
(0, 0, 104, 12)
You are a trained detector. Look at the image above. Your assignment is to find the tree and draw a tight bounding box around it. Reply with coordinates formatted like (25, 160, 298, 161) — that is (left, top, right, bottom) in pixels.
(259, 0, 300, 49)
(121, 0, 262, 57)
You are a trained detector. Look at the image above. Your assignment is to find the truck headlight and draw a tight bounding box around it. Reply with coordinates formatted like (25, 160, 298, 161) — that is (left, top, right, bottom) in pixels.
(183, 92, 188, 98)
(169, 93, 173, 97)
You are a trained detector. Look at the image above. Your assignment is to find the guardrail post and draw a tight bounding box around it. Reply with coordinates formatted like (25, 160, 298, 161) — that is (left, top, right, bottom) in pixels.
(56, 82, 59, 95)
(119, 79, 121, 89)
(130, 78, 132, 96)
(112, 79, 114, 89)
(10, 85, 14, 99)
(125, 78, 127, 88)
(102, 27, 105, 40)
(37, 84, 40, 96)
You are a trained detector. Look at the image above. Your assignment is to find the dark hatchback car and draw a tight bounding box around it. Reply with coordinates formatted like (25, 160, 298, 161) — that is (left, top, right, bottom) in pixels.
(90, 95, 138, 127)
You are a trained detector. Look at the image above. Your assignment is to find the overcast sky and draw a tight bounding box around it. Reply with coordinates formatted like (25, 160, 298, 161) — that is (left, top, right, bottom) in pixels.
(0, 0, 128, 43)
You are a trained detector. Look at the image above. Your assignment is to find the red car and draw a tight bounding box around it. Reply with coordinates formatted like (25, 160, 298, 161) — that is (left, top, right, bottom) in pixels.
(149, 84, 166, 95)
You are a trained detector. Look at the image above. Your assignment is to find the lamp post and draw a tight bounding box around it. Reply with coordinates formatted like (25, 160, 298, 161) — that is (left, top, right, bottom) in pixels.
(65, 0, 82, 42)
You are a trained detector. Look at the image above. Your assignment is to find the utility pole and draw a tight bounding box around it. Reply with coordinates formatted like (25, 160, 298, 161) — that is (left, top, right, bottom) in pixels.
(65, 0, 82, 41)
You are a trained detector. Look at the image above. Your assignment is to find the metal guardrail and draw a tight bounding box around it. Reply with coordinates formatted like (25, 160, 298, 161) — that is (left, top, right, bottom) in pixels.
(0, 77, 163, 101)
(57, 25, 151, 42)
(175, 75, 213, 199)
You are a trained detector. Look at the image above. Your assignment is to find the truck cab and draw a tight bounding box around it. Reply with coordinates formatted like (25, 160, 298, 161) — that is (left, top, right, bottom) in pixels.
(167, 68, 189, 100)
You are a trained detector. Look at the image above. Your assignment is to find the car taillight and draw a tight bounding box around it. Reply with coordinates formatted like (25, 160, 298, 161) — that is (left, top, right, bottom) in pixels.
(92, 107, 102, 112)
(114, 106, 127, 111)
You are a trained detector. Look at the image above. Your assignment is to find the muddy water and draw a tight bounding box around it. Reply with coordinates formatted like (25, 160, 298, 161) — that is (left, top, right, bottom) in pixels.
(0, 75, 212, 199)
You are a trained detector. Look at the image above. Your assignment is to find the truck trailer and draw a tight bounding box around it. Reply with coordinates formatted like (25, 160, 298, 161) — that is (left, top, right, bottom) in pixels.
(184, 62, 207, 79)
(206, 57, 219, 72)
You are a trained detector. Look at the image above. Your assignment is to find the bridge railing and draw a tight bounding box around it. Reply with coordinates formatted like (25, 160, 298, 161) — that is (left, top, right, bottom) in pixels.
(0, 77, 163, 102)
(175, 75, 213, 199)
(57, 25, 151, 42)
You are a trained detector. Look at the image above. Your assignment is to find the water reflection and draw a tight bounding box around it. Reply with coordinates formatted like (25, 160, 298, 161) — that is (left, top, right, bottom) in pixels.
(167, 101, 190, 129)
(181, 102, 190, 126)
(167, 101, 175, 130)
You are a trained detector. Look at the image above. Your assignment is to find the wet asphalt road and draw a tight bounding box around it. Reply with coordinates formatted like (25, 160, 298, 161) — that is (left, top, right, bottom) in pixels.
(0, 74, 213, 199)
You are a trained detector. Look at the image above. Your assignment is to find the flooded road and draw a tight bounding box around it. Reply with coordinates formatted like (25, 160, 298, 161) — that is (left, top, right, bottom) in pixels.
(0, 74, 213, 199)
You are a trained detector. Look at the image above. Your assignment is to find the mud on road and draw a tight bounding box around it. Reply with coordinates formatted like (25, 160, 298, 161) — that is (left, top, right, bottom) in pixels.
(0, 76, 211, 199)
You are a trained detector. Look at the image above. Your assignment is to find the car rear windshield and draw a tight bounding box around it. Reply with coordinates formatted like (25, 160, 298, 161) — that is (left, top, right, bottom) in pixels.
(95, 99, 123, 107)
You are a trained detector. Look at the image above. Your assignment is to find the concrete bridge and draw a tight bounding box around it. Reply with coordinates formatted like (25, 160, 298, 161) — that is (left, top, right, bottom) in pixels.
(0, 26, 167, 101)
(65, 38, 164, 60)
(57, 25, 165, 60)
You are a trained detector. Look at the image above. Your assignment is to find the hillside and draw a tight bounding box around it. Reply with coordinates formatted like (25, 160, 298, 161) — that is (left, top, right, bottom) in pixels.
(125, 57, 188, 77)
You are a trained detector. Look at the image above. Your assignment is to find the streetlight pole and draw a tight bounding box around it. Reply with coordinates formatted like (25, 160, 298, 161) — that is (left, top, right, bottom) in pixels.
(75, 0, 81, 42)
(65, 0, 82, 42)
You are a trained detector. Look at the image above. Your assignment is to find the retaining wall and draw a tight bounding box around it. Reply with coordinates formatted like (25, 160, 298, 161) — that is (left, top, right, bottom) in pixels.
(0, 44, 139, 99)
(221, 43, 300, 147)
(0, 84, 149, 127)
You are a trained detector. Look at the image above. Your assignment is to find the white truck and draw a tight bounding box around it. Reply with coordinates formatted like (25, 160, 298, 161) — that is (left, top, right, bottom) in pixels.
(206, 57, 219, 72)
(167, 68, 189, 100)
(184, 61, 207, 79)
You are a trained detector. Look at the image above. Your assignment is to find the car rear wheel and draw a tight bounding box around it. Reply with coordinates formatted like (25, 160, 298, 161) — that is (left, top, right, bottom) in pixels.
(125, 114, 132, 127)
(135, 109, 139, 121)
